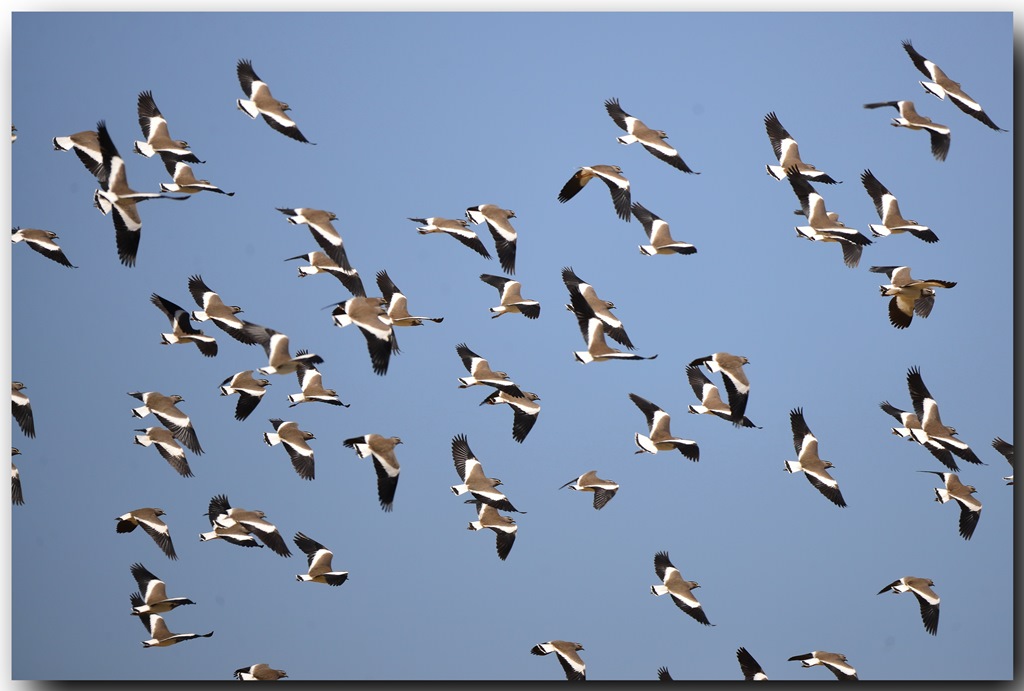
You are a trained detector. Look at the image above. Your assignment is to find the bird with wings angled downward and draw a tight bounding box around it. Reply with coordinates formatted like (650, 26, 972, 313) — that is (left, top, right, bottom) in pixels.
(557, 164, 633, 222)
(343, 434, 404, 512)
(864, 100, 951, 161)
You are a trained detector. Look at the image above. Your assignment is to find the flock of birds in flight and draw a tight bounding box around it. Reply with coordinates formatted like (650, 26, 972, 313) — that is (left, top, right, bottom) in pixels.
(10, 37, 1012, 681)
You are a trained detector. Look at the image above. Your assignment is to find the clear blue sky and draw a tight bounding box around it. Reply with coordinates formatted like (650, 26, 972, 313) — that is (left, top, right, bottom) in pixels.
(7, 10, 1014, 682)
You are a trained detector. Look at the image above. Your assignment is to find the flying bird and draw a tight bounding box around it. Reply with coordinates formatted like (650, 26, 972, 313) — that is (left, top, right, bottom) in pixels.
(685, 365, 759, 428)
(605, 97, 699, 173)
(902, 39, 1006, 131)
(878, 401, 958, 471)
(557, 164, 632, 221)
(860, 169, 938, 243)
(878, 576, 940, 635)
(559, 470, 619, 510)
(234, 664, 288, 681)
(131, 593, 213, 648)
(343, 434, 404, 512)
(571, 313, 654, 364)
(783, 407, 847, 508)
(92, 121, 189, 267)
(657, 667, 673, 681)
(129, 562, 196, 616)
(52, 129, 104, 179)
(456, 343, 524, 397)
(11, 227, 76, 268)
(408, 216, 491, 259)
(466, 204, 518, 274)
(219, 370, 271, 421)
(864, 100, 951, 161)
(116, 508, 177, 560)
(132, 90, 202, 162)
(530, 640, 586, 681)
(629, 393, 699, 461)
(479, 388, 541, 444)
(906, 366, 984, 467)
(736, 647, 768, 681)
(277, 208, 351, 271)
(787, 651, 858, 681)
(236, 58, 313, 143)
(11, 382, 35, 438)
(763, 111, 840, 183)
(150, 293, 218, 357)
(133, 427, 192, 478)
(629, 203, 696, 256)
(11, 447, 23, 506)
(376, 270, 443, 326)
(158, 155, 233, 196)
(651, 550, 712, 626)
(286, 250, 352, 281)
(688, 352, 751, 424)
(329, 269, 398, 376)
(293, 531, 349, 586)
(569, 291, 656, 363)
(264, 418, 317, 481)
(465, 498, 518, 561)
(479, 274, 540, 319)
(243, 324, 324, 376)
(919, 470, 982, 540)
(869, 266, 955, 329)
(561, 267, 634, 349)
(200, 522, 264, 547)
(205, 494, 292, 556)
(287, 362, 349, 408)
(449, 434, 524, 513)
(786, 167, 872, 268)
(992, 437, 1013, 484)
(187, 275, 259, 345)
(128, 391, 203, 455)
(199, 495, 265, 549)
